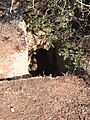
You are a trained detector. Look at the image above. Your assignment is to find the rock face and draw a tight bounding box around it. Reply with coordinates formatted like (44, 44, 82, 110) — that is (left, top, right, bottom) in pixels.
(0, 15, 29, 79)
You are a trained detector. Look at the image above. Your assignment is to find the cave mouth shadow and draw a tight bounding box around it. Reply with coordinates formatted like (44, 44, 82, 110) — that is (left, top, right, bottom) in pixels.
(29, 48, 66, 77)
(28, 48, 90, 85)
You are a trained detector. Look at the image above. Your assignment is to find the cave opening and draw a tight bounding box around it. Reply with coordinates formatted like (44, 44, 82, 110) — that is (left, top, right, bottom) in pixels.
(28, 48, 66, 77)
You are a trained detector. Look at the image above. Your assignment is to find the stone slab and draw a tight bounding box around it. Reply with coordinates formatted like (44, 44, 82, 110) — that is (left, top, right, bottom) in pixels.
(0, 16, 29, 79)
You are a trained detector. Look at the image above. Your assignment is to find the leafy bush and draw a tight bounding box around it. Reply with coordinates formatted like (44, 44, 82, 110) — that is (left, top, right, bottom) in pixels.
(25, 0, 90, 73)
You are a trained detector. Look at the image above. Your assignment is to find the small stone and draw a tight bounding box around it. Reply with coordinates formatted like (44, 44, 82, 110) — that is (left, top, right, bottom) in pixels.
(49, 117, 52, 120)
(10, 107, 15, 112)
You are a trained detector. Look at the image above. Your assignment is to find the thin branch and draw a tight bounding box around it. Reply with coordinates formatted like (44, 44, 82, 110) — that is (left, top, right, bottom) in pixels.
(33, 0, 35, 9)
(76, 0, 90, 7)
(10, 0, 14, 13)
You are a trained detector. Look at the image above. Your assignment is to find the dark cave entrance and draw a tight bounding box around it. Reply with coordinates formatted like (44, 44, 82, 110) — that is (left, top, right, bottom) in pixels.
(28, 47, 89, 79)
(28, 48, 66, 77)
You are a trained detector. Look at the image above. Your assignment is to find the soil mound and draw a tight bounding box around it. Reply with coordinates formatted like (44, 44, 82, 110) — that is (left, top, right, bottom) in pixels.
(0, 75, 90, 120)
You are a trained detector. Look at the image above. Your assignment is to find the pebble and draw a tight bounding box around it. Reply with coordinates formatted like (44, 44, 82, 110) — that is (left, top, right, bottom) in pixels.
(10, 107, 15, 112)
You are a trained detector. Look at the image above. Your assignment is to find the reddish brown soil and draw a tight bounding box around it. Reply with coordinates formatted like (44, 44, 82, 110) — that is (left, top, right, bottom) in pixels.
(0, 75, 90, 120)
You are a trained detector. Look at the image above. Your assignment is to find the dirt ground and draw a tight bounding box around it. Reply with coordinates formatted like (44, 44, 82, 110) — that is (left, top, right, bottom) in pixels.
(0, 75, 90, 120)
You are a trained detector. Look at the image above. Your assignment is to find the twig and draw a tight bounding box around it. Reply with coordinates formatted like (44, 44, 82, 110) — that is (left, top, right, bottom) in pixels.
(76, 0, 90, 7)
(33, 0, 35, 9)
(10, 0, 14, 13)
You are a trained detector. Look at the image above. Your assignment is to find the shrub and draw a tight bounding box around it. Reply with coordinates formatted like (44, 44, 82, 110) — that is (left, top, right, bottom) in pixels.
(25, 0, 90, 73)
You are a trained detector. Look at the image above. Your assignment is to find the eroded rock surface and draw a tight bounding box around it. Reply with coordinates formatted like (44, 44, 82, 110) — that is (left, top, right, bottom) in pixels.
(0, 15, 28, 79)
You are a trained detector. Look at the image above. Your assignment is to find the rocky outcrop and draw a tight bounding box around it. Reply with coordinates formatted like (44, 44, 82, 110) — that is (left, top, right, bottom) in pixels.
(0, 15, 29, 79)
